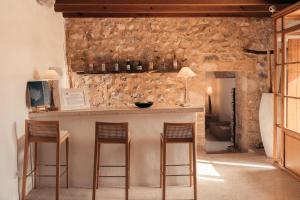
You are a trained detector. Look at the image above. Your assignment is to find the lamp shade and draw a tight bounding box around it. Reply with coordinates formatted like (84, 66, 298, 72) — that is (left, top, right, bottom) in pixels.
(207, 86, 213, 95)
(177, 67, 196, 78)
(42, 69, 60, 80)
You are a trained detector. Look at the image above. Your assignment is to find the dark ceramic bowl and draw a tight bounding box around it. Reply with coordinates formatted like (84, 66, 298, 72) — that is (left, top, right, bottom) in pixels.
(134, 101, 153, 108)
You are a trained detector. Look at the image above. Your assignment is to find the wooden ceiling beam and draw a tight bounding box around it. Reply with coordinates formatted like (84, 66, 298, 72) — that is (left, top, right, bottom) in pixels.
(56, 0, 292, 6)
(56, 5, 288, 13)
(55, 0, 297, 18)
(63, 12, 272, 18)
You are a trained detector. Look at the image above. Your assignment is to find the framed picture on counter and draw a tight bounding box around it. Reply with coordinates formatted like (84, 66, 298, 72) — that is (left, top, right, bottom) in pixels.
(59, 88, 90, 110)
(27, 81, 51, 111)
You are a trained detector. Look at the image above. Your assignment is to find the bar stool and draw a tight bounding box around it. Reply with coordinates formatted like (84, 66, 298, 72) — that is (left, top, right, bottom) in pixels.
(22, 120, 70, 200)
(92, 122, 130, 200)
(160, 122, 197, 200)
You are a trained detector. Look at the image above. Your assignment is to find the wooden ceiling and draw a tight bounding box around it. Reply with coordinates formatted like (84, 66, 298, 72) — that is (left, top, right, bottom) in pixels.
(55, 0, 298, 18)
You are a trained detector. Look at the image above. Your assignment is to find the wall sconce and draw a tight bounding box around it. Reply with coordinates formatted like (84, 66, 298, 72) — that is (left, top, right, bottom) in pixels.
(207, 86, 213, 113)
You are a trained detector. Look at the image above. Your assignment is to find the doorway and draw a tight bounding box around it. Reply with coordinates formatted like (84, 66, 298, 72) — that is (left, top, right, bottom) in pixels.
(205, 71, 236, 153)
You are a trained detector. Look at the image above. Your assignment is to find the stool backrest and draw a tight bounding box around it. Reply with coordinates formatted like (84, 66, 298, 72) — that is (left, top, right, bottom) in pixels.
(95, 122, 128, 141)
(26, 120, 59, 138)
(164, 123, 195, 140)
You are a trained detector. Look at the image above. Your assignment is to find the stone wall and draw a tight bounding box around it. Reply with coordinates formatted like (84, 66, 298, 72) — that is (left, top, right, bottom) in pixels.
(65, 17, 273, 151)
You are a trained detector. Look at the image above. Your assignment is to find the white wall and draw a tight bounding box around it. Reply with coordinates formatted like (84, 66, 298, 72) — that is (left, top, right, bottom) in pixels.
(0, 0, 66, 199)
(216, 78, 236, 121)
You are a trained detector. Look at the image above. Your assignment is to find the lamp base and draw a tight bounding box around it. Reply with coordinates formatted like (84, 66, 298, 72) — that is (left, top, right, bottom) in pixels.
(180, 102, 192, 107)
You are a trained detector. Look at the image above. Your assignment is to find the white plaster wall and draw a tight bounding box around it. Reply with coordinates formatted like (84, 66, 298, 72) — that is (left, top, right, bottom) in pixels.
(0, 0, 66, 199)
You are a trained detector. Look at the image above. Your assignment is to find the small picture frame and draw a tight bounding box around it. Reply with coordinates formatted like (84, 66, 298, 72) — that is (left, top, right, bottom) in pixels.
(59, 88, 90, 110)
(27, 81, 51, 112)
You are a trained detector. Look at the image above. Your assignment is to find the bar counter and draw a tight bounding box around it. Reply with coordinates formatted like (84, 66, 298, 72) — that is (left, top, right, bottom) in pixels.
(29, 106, 203, 118)
(29, 105, 203, 188)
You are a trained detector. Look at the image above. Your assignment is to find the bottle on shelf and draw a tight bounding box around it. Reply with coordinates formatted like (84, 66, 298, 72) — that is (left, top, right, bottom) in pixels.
(173, 54, 178, 70)
(149, 60, 154, 71)
(126, 58, 131, 71)
(88, 63, 94, 73)
(162, 58, 166, 71)
(137, 60, 143, 71)
(101, 63, 106, 73)
(114, 59, 119, 72)
(86, 53, 94, 73)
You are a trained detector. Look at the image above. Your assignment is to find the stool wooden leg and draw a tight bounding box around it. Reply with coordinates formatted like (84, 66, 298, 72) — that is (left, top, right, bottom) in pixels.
(96, 143, 100, 189)
(56, 142, 61, 200)
(128, 141, 131, 189)
(160, 138, 163, 188)
(29, 144, 34, 190)
(189, 143, 193, 187)
(162, 142, 166, 200)
(92, 141, 98, 200)
(34, 143, 38, 189)
(21, 137, 29, 200)
(192, 142, 197, 200)
(66, 138, 69, 188)
(125, 142, 129, 200)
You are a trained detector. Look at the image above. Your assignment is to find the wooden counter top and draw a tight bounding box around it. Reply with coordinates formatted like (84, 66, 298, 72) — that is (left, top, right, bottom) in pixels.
(29, 105, 204, 118)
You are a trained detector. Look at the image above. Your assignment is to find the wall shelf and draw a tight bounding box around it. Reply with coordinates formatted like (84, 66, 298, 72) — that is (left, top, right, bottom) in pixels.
(75, 67, 181, 75)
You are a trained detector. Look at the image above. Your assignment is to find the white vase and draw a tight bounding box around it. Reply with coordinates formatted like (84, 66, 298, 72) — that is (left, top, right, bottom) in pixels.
(259, 93, 274, 158)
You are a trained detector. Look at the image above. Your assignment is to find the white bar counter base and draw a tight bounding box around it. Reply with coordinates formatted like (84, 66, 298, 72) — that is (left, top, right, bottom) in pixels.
(29, 105, 203, 188)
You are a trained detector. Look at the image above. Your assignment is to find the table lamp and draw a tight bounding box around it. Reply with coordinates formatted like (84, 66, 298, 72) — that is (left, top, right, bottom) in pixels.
(43, 68, 60, 111)
(177, 67, 196, 107)
(207, 86, 213, 113)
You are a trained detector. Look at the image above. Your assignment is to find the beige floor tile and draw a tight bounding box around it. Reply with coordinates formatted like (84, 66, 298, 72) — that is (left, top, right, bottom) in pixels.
(27, 153, 300, 200)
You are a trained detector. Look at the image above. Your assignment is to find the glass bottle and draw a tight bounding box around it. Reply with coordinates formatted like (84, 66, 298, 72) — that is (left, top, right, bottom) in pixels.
(88, 63, 94, 73)
(173, 54, 178, 70)
(162, 58, 166, 71)
(101, 63, 106, 73)
(114, 59, 119, 72)
(137, 60, 143, 71)
(149, 60, 154, 71)
(126, 58, 131, 71)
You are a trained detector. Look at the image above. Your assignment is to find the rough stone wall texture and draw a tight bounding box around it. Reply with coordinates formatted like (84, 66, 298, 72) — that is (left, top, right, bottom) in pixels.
(65, 18, 273, 151)
(72, 73, 183, 107)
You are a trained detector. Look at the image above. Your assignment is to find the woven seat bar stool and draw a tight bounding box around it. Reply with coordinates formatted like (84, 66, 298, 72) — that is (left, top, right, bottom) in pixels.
(160, 122, 197, 200)
(21, 120, 70, 200)
(92, 122, 130, 200)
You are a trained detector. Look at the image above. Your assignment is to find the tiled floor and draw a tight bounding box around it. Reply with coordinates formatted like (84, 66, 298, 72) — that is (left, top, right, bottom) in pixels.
(27, 152, 300, 200)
